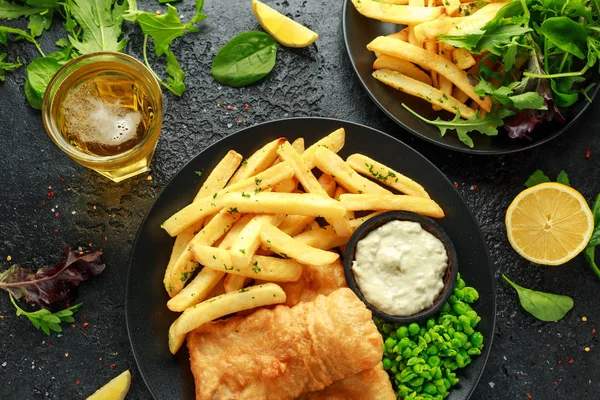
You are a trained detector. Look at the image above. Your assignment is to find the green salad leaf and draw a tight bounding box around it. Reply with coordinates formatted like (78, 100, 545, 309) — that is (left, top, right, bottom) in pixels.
(10, 294, 82, 335)
(556, 170, 570, 186)
(68, 0, 127, 53)
(0, 52, 21, 81)
(524, 169, 550, 187)
(502, 274, 573, 322)
(212, 31, 278, 87)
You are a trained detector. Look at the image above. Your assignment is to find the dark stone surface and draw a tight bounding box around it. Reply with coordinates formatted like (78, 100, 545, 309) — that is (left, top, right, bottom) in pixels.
(0, 0, 599, 399)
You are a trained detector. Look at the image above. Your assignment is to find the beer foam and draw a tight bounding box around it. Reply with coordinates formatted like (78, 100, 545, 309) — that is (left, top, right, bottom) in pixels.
(62, 79, 142, 147)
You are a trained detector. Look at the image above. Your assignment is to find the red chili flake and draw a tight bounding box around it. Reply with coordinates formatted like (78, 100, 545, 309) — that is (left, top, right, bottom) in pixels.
(453, 183, 459, 188)
(83, 322, 89, 329)
(473, 184, 478, 191)
(558, 360, 562, 365)
(41, 200, 46, 206)
(110, 364, 117, 369)
(104, 236, 108, 243)
(40, 365, 44, 369)
(568, 359, 574, 364)
(243, 104, 251, 111)
(83, 315, 87, 319)
(55, 212, 60, 218)
(76, 380, 80, 385)
(226, 105, 233, 110)
(530, 361, 536, 366)
(333, 114, 339, 119)
(71, 324, 75, 328)
(45, 342, 51, 347)
(593, 329, 596, 335)
(526, 392, 532, 399)
(586, 148, 591, 159)
(54, 229, 59, 233)
(60, 178, 65, 182)
(554, 381, 558, 386)
(48, 191, 55, 197)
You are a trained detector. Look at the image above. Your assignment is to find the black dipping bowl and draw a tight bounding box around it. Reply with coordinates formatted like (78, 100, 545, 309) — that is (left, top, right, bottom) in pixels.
(344, 211, 458, 324)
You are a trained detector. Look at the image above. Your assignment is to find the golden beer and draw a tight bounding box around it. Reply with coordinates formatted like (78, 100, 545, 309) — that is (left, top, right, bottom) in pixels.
(43, 52, 163, 182)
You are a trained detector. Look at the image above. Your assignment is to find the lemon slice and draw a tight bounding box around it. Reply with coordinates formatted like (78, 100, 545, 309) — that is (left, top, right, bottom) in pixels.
(252, 0, 318, 48)
(505, 182, 594, 266)
(86, 370, 131, 400)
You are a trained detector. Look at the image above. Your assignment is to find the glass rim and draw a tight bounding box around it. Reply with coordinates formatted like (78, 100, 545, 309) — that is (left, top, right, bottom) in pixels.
(42, 51, 163, 165)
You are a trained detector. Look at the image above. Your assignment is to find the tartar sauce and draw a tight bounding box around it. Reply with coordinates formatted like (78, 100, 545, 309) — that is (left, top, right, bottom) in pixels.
(352, 220, 448, 316)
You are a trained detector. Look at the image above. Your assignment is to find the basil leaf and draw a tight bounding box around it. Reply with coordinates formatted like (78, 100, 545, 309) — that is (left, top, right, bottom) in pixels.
(502, 275, 573, 322)
(211, 31, 278, 87)
(524, 169, 550, 188)
(556, 170, 570, 186)
(541, 17, 587, 59)
(584, 194, 600, 278)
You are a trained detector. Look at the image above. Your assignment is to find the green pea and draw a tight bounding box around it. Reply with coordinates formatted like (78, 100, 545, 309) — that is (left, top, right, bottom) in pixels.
(453, 301, 469, 315)
(382, 358, 392, 370)
(401, 372, 417, 383)
(471, 332, 484, 348)
(455, 277, 465, 290)
(468, 347, 482, 356)
(382, 323, 393, 334)
(402, 347, 412, 359)
(424, 382, 437, 395)
(409, 376, 424, 387)
(397, 325, 409, 338)
(427, 345, 439, 355)
(385, 337, 397, 350)
(399, 337, 412, 349)
(448, 295, 458, 305)
(427, 355, 441, 368)
(408, 323, 420, 336)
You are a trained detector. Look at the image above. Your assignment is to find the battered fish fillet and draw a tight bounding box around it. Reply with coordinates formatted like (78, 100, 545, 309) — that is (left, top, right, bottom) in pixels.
(275, 259, 347, 307)
(187, 288, 382, 400)
(299, 363, 396, 400)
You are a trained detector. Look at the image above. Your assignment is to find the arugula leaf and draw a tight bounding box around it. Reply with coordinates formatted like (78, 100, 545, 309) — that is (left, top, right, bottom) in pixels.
(403, 104, 512, 148)
(502, 274, 573, 322)
(27, 9, 53, 37)
(164, 49, 185, 96)
(10, 294, 82, 335)
(130, 5, 188, 56)
(556, 170, 570, 186)
(524, 169, 550, 188)
(0, 52, 21, 81)
(585, 194, 600, 279)
(0, 0, 46, 19)
(68, 0, 127, 53)
(0, 25, 44, 56)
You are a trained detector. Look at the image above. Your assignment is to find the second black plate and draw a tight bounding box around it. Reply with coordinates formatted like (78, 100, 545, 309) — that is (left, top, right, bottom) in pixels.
(342, 0, 600, 154)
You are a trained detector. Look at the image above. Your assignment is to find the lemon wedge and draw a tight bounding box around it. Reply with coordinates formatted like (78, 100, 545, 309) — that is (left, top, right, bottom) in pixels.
(86, 370, 131, 400)
(252, 0, 318, 48)
(505, 182, 593, 266)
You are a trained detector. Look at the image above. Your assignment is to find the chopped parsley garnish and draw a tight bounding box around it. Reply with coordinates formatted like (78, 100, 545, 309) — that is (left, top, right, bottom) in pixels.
(195, 171, 203, 177)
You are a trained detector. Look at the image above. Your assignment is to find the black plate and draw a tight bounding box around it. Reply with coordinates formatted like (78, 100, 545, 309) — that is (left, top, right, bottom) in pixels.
(126, 118, 496, 399)
(342, 0, 600, 154)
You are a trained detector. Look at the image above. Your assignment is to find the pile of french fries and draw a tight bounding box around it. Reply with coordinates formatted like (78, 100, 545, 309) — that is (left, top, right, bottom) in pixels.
(352, 0, 514, 119)
(161, 128, 444, 354)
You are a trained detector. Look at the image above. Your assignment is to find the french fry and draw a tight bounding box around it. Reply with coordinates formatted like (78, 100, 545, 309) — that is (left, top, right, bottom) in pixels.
(318, 174, 337, 197)
(387, 28, 409, 41)
(340, 193, 445, 218)
(351, 0, 443, 24)
(382, 0, 408, 3)
(424, 40, 436, 77)
(334, 186, 355, 219)
(446, 2, 509, 35)
(409, 0, 425, 6)
(193, 150, 243, 202)
(452, 86, 470, 103)
(413, 17, 466, 43)
(260, 223, 339, 266)
(346, 154, 430, 198)
(291, 137, 305, 154)
(302, 128, 345, 169)
(194, 246, 303, 282)
(229, 138, 286, 184)
(372, 69, 476, 119)
(367, 37, 492, 111)
(168, 283, 286, 354)
(293, 225, 348, 251)
(220, 192, 347, 219)
(453, 47, 477, 70)
(349, 212, 385, 230)
(162, 162, 294, 236)
(273, 178, 298, 192)
(407, 25, 419, 47)
(437, 42, 454, 112)
(373, 55, 433, 86)
(277, 141, 352, 238)
(165, 209, 240, 296)
(229, 214, 284, 270)
(218, 214, 254, 250)
(223, 275, 249, 292)
(313, 147, 391, 195)
(444, 0, 461, 16)
(166, 267, 225, 312)
(278, 214, 316, 236)
(457, 2, 485, 17)
(303, 220, 321, 232)
(163, 221, 202, 295)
